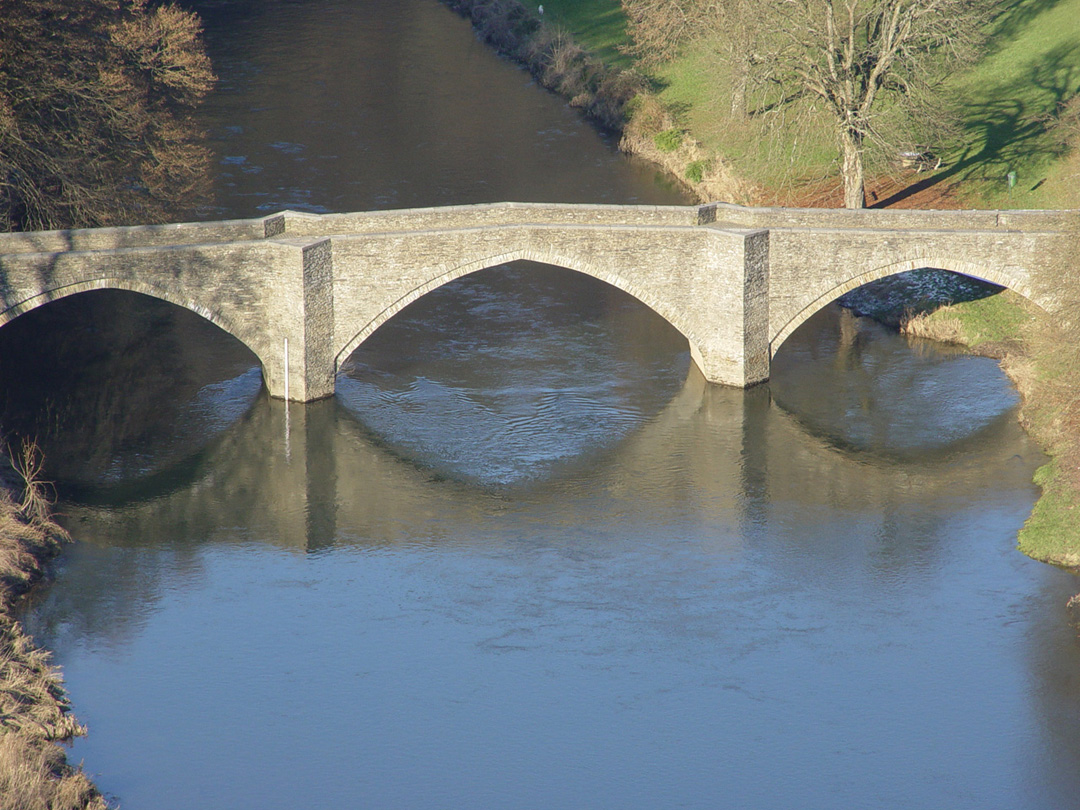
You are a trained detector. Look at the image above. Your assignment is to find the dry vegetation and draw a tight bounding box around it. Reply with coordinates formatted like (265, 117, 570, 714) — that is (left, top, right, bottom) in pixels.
(0, 450, 108, 810)
(0, 731, 105, 810)
(0, 0, 215, 230)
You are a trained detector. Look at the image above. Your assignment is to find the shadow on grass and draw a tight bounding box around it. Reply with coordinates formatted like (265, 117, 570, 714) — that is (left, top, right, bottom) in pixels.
(877, 42, 1080, 207)
(987, 0, 1072, 48)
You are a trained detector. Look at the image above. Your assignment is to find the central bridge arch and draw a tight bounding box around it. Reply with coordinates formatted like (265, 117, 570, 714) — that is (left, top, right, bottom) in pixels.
(332, 242, 716, 380)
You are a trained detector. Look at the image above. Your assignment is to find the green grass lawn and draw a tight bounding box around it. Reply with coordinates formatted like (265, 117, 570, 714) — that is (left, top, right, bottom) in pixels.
(931, 291, 1038, 348)
(944, 0, 1080, 208)
(531, 0, 633, 68)
(653, 43, 838, 193)
(543, 0, 1080, 207)
(1021, 460, 1080, 566)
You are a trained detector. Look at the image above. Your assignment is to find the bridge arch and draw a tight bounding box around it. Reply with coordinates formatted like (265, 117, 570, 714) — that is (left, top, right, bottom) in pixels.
(0, 279, 268, 372)
(770, 256, 1043, 356)
(334, 246, 709, 373)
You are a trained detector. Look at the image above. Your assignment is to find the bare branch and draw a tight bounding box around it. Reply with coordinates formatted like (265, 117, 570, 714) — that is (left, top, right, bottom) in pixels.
(0, 0, 216, 231)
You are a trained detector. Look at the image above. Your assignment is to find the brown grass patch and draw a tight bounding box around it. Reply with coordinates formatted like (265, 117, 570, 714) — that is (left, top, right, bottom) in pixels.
(0, 455, 108, 809)
(0, 733, 108, 810)
(1, 615, 86, 741)
(900, 308, 968, 345)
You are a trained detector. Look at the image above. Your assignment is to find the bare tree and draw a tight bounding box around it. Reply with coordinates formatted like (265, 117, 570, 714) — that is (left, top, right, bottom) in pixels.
(0, 0, 216, 231)
(767, 0, 988, 207)
(622, 0, 991, 207)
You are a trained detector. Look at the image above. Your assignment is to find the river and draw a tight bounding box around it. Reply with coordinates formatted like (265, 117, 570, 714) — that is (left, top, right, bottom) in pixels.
(6, 1, 1080, 807)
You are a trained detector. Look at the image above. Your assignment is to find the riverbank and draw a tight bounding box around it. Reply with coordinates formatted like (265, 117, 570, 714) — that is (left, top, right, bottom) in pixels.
(448, 0, 1080, 210)
(903, 271, 1080, 573)
(440, 0, 753, 204)
(0, 453, 107, 810)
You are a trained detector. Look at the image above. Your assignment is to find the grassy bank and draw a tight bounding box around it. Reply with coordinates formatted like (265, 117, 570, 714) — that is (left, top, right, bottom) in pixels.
(0, 451, 107, 810)
(903, 252, 1080, 569)
(498, 0, 1080, 209)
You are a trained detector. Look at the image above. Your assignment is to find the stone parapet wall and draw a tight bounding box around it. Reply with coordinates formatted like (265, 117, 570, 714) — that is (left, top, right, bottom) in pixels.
(0, 218, 269, 255)
(711, 202, 1077, 234)
(274, 202, 709, 237)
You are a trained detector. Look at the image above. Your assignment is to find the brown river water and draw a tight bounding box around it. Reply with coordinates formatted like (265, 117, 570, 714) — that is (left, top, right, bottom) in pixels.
(5, 1, 1080, 807)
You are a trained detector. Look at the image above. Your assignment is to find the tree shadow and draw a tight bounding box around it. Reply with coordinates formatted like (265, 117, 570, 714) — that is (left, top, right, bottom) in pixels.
(987, 0, 1072, 48)
(876, 41, 1080, 207)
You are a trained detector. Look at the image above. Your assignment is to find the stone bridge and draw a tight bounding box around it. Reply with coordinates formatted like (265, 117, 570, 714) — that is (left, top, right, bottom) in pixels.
(0, 202, 1073, 401)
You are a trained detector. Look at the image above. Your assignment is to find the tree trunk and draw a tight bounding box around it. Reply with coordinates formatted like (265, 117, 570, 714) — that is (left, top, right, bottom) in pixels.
(838, 125, 866, 209)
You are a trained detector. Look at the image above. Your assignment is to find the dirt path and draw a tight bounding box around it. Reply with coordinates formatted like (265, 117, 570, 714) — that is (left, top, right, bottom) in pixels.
(784, 171, 965, 210)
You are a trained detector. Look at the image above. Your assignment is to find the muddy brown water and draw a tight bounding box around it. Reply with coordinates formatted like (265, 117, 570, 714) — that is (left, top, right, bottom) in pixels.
(6, 1, 1080, 808)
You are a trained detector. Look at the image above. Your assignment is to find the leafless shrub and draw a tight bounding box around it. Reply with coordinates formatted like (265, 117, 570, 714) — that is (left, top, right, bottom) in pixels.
(526, 25, 592, 98)
(464, 0, 539, 55)
(0, 0, 216, 231)
(587, 68, 648, 131)
(8, 439, 58, 528)
(622, 0, 719, 66)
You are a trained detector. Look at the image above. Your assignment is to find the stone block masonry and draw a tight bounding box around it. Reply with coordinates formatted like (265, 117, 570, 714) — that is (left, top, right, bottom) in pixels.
(0, 203, 1071, 401)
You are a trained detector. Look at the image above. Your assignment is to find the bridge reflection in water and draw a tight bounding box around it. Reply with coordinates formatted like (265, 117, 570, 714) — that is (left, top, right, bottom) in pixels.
(56, 335, 1037, 559)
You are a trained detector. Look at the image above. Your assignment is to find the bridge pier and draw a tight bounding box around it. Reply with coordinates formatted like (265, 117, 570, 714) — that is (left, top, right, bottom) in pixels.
(261, 237, 336, 402)
(686, 228, 771, 388)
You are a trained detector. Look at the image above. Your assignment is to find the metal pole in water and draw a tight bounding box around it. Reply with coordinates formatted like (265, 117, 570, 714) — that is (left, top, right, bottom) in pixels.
(284, 337, 290, 402)
(284, 337, 291, 461)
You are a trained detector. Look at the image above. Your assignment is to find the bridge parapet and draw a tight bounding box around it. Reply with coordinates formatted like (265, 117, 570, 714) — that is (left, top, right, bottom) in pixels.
(270, 201, 717, 238)
(711, 202, 1077, 233)
(0, 217, 276, 255)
